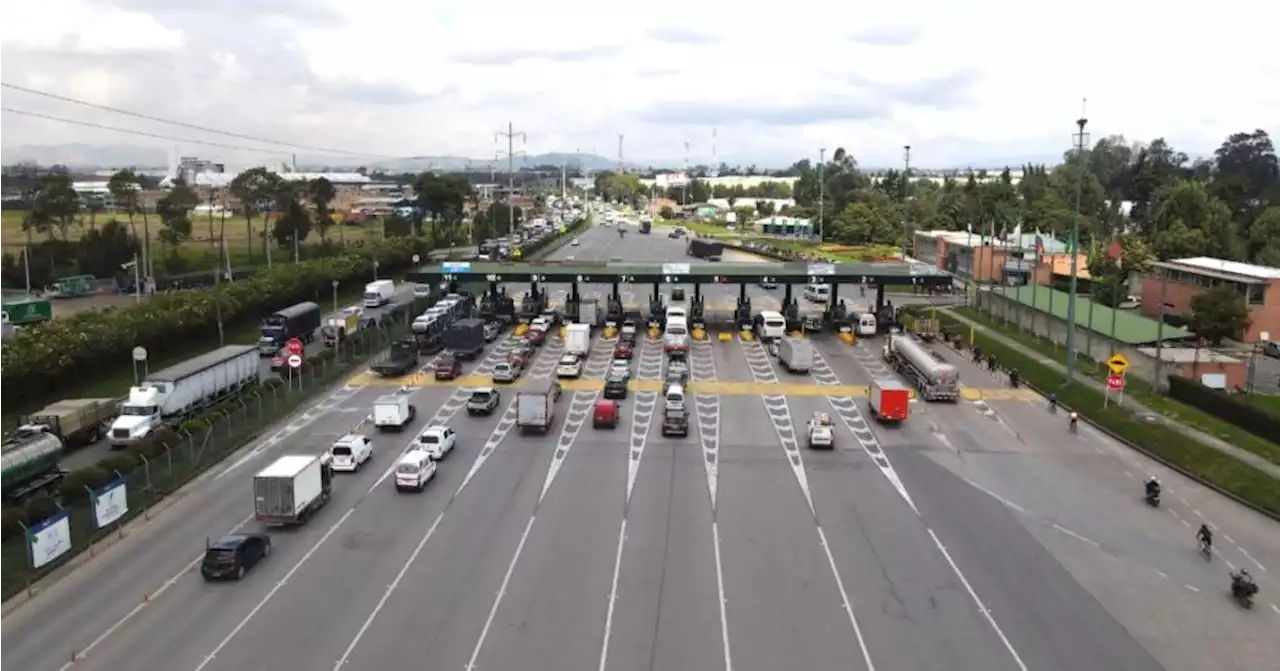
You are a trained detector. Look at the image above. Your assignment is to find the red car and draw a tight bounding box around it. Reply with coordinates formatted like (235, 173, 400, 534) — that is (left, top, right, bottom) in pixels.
(270, 348, 288, 372)
(613, 341, 633, 359)
(435, 355, 461, 380)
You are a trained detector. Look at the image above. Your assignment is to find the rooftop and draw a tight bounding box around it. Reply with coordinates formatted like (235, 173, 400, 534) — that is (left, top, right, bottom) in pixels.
(995, 285, 1192, 344)
(1158, 257, 1280, 282)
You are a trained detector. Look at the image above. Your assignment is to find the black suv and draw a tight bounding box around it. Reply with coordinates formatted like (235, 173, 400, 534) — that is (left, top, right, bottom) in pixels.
(604, 370, 630, 399)
(201, 533, 271, 580)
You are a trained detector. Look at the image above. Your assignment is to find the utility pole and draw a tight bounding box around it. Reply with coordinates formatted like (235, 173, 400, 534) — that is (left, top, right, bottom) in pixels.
(818, 148, 826, 241)
(902, 145, 912, 260)
(1064, 103, 1090, 382)
(496, 122, 527, 235)
(617, 134, 625, 174)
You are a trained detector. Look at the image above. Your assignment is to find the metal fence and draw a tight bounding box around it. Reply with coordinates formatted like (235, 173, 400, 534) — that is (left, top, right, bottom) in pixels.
(0, 323, 406, 600)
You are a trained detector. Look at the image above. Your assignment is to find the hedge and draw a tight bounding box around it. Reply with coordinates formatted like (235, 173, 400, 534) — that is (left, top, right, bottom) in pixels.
(922, 309, 1280, 518)
(2, 237, 435, 405)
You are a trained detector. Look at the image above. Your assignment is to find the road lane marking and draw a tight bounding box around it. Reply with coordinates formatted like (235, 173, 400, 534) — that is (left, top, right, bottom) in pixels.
(1184, 584, 1200, 593)
(466, 516, 536, 671)
(1237, 547, 1267, 572)
(712, 522, 734, 671)
(927, 528, 1029, 671)
(596, 519, 627, 671)
(1052, 523, 1102, 548)
(816, 526, 876, 671)
(961, 477, 1028, 514)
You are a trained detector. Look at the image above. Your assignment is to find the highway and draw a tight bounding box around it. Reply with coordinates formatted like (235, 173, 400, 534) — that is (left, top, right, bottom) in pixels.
(3, 222, 1278, 671)
(58, 285, 419, 472)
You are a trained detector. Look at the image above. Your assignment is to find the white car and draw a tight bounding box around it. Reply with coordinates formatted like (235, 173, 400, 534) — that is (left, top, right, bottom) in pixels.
(414, 425, 457, 460)
(571, 238, 580, 246)
(608, 358, 631, 378)
(328, 434, 374, 472)
(556, 353, 584, 378)
(394, 451, 437, 492)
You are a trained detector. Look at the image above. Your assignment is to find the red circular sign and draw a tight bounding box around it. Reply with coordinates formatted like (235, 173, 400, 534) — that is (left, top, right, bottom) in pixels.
(1106, 374, 1125, 391)
(286, 338, 305, 356)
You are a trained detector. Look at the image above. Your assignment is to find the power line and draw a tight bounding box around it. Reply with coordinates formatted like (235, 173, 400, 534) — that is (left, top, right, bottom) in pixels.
(2, 81, 394, 159)
(1, 106, 328, 157)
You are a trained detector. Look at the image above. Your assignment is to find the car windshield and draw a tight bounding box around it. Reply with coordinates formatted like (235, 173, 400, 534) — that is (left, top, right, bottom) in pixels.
(397, 462, 422, 474)
(560, 356, 577, 364)
(664, 411, 685, 422)
(331, 446, 353, 456)
(494, 364, 510, 372)
(418, 433, 440, 444)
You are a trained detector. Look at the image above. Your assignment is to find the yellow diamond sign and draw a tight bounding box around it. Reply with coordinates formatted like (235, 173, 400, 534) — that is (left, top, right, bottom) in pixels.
(1107, 353, 1129, 375)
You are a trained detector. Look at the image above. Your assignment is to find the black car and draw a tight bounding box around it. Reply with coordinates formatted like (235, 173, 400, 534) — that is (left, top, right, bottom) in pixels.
(201, 533, 271, 580)
(661, 408, 689, 436)
(604, 371, 630, 399)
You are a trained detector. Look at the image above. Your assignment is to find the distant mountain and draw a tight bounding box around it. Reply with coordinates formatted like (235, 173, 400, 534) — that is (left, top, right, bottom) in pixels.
(2, 143, 169, 169)
(367, 152, 652, 173)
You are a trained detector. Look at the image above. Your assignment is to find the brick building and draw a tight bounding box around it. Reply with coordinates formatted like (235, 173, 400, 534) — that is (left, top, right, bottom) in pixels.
(1141, 257, 1280, 343)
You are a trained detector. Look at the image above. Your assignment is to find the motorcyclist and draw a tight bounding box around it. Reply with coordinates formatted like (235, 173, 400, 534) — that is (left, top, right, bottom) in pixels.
(1008, 368, 1020, 388)
(1144, 476, 1162, 499)
(1232, 568, 1257, 594)
(1197, 524, 1213, 550)
(1048, 391, 1058, 412)
(1069, 411, 1079, 431)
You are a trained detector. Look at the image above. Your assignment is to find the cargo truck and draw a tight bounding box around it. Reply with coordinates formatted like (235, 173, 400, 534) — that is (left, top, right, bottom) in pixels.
(363, 279, 395, 308)
(110, 344, 260, 448)
(322, 306, 364, 346)
(687, 238, 724, 261)
(21, 398, 118, 449)
(565, 323, 592, 357)
(2, 297, 53, 326)
(883, 335, 960, 402)
(1, 426, 66, 502)
(253, 454, 333, 525)
(373, 394, 417, 432)
(371, 338, 420, 376)
(445, 317, 486, 360)
(777, 337, 813, 373)
(869, 379, 911, 422)
(578, 298, 602, 328)
(516, 379, 562, 434)
(258, 301, 321, 355)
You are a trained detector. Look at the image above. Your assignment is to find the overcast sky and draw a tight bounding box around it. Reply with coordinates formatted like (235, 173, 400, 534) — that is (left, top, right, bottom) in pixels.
(2, 0, 1278, 169)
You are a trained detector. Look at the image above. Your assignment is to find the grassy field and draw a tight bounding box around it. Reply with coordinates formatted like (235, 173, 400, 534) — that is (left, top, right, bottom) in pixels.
(1, 210, 380, 271)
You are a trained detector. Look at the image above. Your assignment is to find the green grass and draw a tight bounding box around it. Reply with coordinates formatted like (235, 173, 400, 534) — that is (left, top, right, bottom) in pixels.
(953, 307, 1280, 467)
(1241, 394, 1280, 416)
(929, 308, 1280, 517)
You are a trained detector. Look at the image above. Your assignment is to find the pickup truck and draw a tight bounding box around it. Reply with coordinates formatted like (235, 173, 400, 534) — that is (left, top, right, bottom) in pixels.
(371, 339, 419, 377)
(467, 388, 501, 416)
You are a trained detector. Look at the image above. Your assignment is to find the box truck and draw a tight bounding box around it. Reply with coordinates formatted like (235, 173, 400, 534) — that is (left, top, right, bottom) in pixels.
(564, 323, 592, 357)
(445, 317, 486, 360)
(517, 379, 562, 433)
(869, 379, 911, 422)
(777, 337, 813, 373)
(364, 279, 395, 308)
(110, 345, 260, 448)
(253, 454, 333, 525)
(259, 301, 321, 354)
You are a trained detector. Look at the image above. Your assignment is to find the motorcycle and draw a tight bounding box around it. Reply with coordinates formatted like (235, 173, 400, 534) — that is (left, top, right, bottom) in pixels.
(1231, 576, 1259, 608)
(1199, 537, 1212, 561)
(1145, 491, 1161, 507)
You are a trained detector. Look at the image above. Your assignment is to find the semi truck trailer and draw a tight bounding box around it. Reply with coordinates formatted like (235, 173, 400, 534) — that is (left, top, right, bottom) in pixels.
(883, 335, 959, 402)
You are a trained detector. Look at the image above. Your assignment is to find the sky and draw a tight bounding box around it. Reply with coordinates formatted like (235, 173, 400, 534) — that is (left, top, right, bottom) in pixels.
(2, 0, 1278, 169)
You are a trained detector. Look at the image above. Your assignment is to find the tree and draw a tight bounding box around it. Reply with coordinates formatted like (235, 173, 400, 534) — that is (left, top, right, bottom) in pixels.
(829, 196, 900, 246)
(1211, 130, 1280, 242)
(659, 205, 675, 219)
(107, 169, 142, 243)
(32, 173, 81, 241)
(308, 177, 337, 244)
(271, 183, 311, 252)
(155, 180, 197, 270)
(229, 167, 282, 259)
(1149, 180, 1240, 260)
(1188, 284, 1251, 346)
(1086, 234, 1153, 306)
(1247, 207, 1280, 266)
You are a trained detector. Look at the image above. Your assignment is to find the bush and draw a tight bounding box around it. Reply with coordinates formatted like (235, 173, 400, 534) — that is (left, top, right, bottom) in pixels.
(2, 238, 435, 404)
(1, 507, 25, 541)
(96, 453, 140, 476)
(23, 493, 58, 523)
(262, 377, 285, 391)
(60, 467, 113, 504)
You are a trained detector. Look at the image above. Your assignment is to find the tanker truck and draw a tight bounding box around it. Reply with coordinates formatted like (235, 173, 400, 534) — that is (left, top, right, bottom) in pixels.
(883, 334, 960, 401)
(2, 426, 66, 502)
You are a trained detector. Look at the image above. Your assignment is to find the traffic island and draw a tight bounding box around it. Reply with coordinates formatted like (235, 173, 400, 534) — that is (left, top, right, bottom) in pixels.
(922, 307, 1280, 520)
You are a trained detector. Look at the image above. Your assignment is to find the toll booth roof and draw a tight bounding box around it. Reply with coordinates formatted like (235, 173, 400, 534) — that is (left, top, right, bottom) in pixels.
(408, 260, 951, 286)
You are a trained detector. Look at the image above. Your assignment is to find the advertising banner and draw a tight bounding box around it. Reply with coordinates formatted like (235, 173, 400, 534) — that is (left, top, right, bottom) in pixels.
(93, 477, 129, 528)
(28, 511, 72, 569)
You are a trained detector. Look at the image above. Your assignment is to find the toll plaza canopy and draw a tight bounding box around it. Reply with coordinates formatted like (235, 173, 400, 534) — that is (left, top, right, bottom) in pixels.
(407, 260, 953, 287)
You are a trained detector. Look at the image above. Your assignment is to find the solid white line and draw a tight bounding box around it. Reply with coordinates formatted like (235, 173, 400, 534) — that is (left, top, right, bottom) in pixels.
(332, 512, 444, 669)
(466, 515, 536, 671)
(1184, 584, 1200, 593)
(927, 528, 1029, 671)
(815, 526, 876, 671)
(1051, 523, 1101, 548)
(962, 477, 1027, 514)
(596, 519, 627, 671)
(711, 522, 733, 671)
(1224, 534, 1236, 544)
(194, 508, 355, 671)
(1237, 547, 1267, 572)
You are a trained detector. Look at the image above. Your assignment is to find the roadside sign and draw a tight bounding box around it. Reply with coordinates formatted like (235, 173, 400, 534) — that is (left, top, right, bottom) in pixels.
(288, 354, 303, 369)
(1107, 353, 1129, 375)
(286, 338, 304, 356)
(131, 346, 148, 362)
(1107, 374, 1125, 391)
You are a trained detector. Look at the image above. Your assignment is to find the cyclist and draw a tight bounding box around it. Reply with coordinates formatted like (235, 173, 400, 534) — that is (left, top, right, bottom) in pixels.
(1069, 411, 1079, 432)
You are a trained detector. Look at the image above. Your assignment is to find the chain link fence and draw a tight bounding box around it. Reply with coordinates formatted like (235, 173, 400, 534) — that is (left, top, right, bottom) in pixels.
(0, 316, 419, 600)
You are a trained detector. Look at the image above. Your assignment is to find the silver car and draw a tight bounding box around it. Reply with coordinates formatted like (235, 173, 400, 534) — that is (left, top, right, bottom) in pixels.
(492, 362, 520, 383)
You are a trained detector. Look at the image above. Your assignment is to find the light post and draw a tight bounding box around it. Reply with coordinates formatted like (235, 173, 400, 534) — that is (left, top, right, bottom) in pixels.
(817, 148, 826, 242)
(121, 256, 141, 303)
(373, 259, 380, 281)
(1064, 113, 1089, 383)
(331, 280, 339, 315)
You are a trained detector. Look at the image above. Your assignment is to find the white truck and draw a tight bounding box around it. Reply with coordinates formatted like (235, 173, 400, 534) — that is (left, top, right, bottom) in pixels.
(883, 335, 960, 402)
(777, 337, 813, 373)
(253, 454, 332, 525)
(565, 323, 592, 357)
(579, 298, 602, 328)
(516, 379, 561, 434)
(110, 345, 260, 448)
(363, 279, 396, 308)
(373, 394, 417, 432)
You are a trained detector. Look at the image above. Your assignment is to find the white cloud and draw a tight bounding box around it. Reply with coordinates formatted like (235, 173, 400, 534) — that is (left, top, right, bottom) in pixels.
(2, 0, 1277, 168)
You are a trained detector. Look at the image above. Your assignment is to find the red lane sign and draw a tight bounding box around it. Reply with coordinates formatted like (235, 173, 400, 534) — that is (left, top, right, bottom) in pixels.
(1106, 374, 1125, 391)
(286, 338, 304, 356)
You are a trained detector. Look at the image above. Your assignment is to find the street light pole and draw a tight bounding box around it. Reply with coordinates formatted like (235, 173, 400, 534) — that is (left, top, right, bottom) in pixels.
(1064, 111, 1089, 382)
(902, 145, 912, 260)
(818, 148, 826, 241)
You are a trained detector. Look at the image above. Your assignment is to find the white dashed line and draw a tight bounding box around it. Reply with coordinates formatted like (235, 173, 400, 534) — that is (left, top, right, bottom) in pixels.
(1184, 584, 1200, 593)
(1052, 523, 1101, 548)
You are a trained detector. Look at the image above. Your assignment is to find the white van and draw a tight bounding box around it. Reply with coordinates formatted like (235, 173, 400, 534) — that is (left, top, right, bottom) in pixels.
(666, 306, 688, 324)
(394, 451, 437, 492)
(857, 313, 878, 337)
(364, 279, 395, 308)
(664, 383, 686, 411)
(328, 434, 374, 473)
(755, 310, 787, 341)
(804, 284, 831, 303)
(664, 317, 690, 355)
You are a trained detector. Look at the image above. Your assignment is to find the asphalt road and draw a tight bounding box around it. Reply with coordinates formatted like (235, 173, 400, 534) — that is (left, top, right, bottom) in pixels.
(4, 222, 1278, 671)
(58, 286, 420, 472)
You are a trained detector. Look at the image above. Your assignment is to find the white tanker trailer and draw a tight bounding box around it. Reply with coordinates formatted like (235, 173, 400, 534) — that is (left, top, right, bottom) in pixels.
(883, 334, 960, 401)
